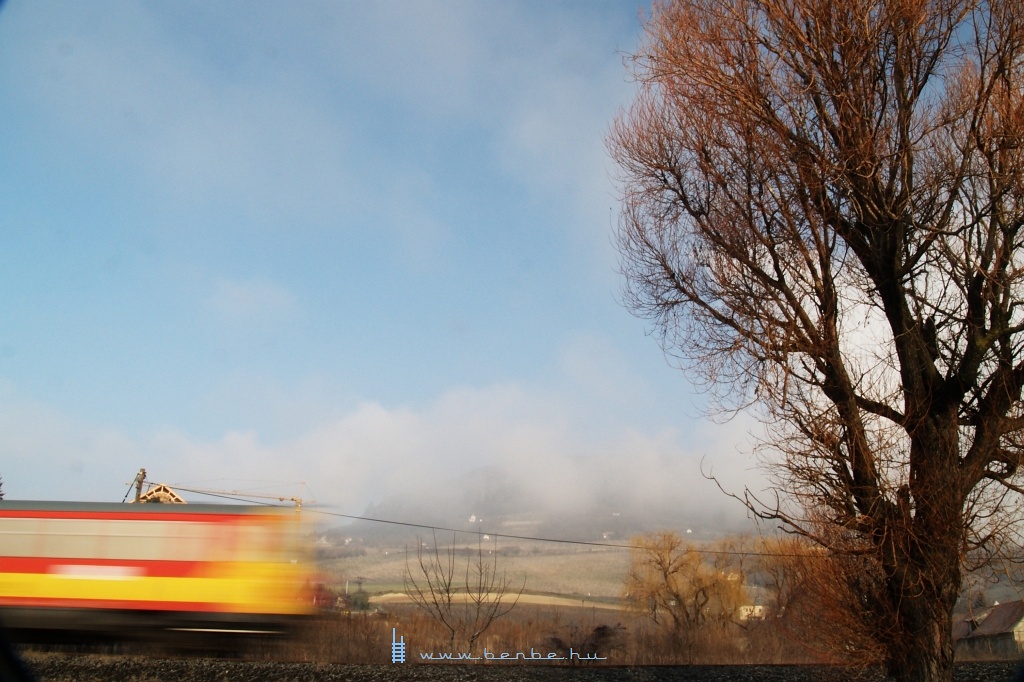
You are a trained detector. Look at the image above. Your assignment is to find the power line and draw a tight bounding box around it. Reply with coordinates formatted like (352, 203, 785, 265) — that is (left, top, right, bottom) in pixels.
(172, 486, 632, 549)
(171, 485, 807, 557)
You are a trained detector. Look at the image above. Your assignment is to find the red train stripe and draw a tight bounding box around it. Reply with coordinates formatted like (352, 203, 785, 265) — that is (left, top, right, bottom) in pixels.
(0, 510, 251, 522)
(0, 596, 233, 612)
(0, 557, 206, 578)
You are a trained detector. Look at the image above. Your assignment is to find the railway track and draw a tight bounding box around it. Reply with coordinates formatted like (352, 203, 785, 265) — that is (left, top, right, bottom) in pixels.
(21, 653, 1024, 682)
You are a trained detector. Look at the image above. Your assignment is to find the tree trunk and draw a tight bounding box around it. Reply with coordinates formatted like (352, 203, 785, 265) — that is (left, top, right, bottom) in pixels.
(881, 512, 961, 682)
(885, 601, 955, 682)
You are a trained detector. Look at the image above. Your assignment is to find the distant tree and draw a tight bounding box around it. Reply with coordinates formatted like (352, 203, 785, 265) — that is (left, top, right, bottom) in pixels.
(0, 474, 4, 500)
(610, 1, 1024, 680)
(404, 532, 523, 654)
(624, 532, 746, 662)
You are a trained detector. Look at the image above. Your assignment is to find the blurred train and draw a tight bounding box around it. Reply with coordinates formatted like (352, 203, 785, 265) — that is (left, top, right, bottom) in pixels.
(0, 501, 317, 645)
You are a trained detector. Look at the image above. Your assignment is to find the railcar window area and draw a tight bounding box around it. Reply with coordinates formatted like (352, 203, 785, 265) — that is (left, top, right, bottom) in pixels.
(0, 518, 218, 562)
(0, 518, 42, 557)
(235, 519, 283, 563)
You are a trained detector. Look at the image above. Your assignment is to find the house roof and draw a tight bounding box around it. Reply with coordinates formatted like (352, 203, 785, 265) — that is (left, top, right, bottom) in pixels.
(967, 600, 1024, 638)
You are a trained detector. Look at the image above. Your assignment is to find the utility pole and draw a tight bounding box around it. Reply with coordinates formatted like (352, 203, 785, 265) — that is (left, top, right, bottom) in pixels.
(133, 469, 146, 503)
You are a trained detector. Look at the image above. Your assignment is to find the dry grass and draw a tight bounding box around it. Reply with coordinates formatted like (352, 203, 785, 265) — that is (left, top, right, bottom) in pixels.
(281, 603, 827, 667)
(320, 542, 630, 598)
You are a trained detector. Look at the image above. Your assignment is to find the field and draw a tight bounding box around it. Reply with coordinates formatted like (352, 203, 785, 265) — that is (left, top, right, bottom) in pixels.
(312, 537, 1024, 669)
(373, 592, 626, 611)
(318, 541, 632, 601)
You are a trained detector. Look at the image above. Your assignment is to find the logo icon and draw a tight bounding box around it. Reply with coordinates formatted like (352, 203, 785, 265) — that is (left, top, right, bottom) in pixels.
(391, 628, 406, 663)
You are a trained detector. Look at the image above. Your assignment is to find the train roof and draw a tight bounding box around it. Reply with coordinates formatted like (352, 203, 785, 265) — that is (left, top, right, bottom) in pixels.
(0, 500, 286, 515)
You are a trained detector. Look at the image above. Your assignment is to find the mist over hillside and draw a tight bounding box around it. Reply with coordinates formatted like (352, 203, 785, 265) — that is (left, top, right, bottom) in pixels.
(321, 464, 753, 546)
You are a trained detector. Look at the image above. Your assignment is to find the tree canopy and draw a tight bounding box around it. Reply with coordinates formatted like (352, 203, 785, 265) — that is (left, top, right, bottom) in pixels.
(610, 1, 1024, 680)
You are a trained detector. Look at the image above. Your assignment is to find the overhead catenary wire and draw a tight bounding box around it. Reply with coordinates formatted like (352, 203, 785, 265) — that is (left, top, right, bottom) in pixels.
(168, 485, 816, 558)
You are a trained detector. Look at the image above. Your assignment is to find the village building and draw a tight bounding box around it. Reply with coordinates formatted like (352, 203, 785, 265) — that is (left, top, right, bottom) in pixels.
(955, 600, 1024, 659)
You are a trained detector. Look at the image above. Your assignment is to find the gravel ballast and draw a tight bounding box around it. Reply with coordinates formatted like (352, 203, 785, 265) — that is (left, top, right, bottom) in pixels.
(20, 655, 1024, 682)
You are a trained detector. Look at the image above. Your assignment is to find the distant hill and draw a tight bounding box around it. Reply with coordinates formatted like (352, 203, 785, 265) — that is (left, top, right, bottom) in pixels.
(317, 465, 753, 548)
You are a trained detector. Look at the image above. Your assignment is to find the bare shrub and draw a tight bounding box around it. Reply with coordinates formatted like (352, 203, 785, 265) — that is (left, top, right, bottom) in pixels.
(543, 623, 626, 664)
(404, 531, 524, 654)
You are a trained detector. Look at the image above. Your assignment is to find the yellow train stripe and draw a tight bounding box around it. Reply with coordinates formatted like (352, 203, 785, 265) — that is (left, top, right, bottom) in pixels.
(0, 566, 310, 615)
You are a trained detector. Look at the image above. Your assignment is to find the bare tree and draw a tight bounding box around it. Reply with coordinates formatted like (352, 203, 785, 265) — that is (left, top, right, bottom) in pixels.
(609, 1, 1024, 680)
(404, 532, 523, 654)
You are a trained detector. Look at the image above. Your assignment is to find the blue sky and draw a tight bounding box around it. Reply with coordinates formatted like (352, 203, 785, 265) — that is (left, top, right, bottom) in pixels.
(0, 1, 761, 530)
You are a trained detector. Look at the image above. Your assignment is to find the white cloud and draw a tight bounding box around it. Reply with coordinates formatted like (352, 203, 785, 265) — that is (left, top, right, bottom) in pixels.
(0, 380, 763, 532)
(0, 382, 144, 502)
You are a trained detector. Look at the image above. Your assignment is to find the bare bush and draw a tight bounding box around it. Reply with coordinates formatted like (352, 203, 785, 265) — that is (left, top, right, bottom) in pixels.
(404, 532, 524, 654)
(543, 623, 626, 664)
